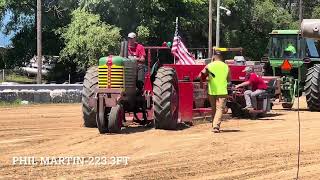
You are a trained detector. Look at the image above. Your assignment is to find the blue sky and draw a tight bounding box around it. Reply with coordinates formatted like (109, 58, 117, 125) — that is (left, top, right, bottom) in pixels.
(0, 12, 13, 47)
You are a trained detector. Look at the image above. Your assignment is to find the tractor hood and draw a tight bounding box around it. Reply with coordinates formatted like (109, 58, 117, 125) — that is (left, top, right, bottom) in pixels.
(99, 56, 128, 66)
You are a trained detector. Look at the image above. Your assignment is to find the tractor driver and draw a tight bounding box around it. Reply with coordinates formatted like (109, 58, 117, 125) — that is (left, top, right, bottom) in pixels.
(283, 42, 297, 58)
(235, 67, 267, 110)
(128, 32, 146, 89)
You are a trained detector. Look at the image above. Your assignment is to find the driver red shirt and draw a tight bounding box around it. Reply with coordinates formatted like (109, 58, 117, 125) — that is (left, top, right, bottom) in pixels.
(128, 43, 146, 59)
(248, 73, 267, 91)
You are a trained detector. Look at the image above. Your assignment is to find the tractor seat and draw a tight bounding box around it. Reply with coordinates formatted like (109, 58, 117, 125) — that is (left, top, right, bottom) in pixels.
(257, 92, 269, 99)
(266, 79, 277, 98)
(257, 79, 277, 99)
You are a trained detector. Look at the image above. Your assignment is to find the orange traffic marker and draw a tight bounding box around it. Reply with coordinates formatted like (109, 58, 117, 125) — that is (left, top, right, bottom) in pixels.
(281, 59, 292, 71)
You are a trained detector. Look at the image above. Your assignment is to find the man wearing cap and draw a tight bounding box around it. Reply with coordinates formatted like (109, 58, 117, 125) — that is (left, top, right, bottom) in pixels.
(127, 32, 149, 125)
(198, 49, 230, 133)
(284, 42, 296, 58)
(235, 67, 267, 110)
(128, 32, 146, 61)
(128, 32, 146, 87)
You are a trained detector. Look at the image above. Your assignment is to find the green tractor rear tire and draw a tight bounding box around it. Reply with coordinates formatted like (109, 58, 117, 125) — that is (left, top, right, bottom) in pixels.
(305, 64, 320, 111)
(153, 67, 179, 130)
(82, 66, 98, 127)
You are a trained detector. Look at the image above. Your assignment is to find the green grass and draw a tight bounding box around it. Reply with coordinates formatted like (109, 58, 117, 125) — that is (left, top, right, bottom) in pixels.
(0, 73, 35, 84)
(0, 99, 24, 107)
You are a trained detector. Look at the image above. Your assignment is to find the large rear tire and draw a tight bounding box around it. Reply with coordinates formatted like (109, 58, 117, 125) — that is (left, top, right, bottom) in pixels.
(304, 64, 320, 111)
(153, 67, 179, 130)
(82, 66, 98, 127)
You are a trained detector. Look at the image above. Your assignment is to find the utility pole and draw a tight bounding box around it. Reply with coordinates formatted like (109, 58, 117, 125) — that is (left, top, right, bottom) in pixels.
(299, 0, 303, 25)
(208, 0, 213, 58)
(216, 0, 220, 48)
(37, 0, 42, 84)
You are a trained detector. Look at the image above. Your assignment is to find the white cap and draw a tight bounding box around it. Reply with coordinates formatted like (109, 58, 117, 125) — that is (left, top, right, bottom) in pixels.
(128, 32, 137, 39)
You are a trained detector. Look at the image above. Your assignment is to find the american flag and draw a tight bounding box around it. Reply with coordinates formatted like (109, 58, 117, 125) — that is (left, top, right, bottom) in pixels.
(171, 17, 195, 65)
(171, 36, 196, 65)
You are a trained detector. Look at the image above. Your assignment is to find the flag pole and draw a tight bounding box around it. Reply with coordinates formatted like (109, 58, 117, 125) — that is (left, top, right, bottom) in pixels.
(174, 17, 179, 64)
(175, 17, 179, 36)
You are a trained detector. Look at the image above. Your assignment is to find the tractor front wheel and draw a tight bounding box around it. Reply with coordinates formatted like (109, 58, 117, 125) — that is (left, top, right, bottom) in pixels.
(82, 66, 98, 128)
(153, 67, 179, 130)
(108, 105, 124, 133)
(96, 100, 110, 134)
(305, 64, 320, 111)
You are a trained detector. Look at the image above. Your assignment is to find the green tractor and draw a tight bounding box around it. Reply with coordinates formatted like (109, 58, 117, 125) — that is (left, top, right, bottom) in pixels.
(263, 29, 320, 110)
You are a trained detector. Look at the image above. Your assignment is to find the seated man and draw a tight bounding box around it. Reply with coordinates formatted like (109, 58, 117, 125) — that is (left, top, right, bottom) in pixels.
(283, 42, 297, 58)
(128, 32, 149, 125)
(127, 32, 146, 89)
(235, 67, 267, 110)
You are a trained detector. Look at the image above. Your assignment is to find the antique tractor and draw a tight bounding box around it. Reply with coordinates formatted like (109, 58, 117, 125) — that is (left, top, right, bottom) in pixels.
(262, 27, 320, 111)
(82, 41, 212, 134)
(82, 43, 279, 134)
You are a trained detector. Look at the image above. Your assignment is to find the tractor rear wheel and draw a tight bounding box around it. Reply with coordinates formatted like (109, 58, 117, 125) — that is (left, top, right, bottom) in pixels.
(82, 66, 98, 127)
(153, 67, 179, 130)
(305, 64, 320, 111)
(108, 105, 124, 133)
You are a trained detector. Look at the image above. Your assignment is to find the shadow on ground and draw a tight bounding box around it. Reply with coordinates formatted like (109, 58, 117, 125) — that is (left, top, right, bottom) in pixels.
(118, 122, 192, 134)
(219, 112, 285, 121)
(219, 129, 241, 133)
(121, 126, 153, 134)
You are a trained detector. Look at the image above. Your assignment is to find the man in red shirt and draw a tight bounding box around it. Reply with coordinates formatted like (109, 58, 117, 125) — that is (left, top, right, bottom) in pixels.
(235, 67, 267, 110)
(128, 32, 148, 125)
(127, 32, 146, 85)
(128, 32, 146, 61)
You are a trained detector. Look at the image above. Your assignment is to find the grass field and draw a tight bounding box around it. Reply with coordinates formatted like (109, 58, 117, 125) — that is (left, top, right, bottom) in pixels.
(0, 73, 35, 84)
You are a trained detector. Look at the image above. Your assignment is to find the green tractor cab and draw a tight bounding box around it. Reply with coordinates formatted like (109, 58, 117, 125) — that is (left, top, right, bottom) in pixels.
(263, 29, 320, 110)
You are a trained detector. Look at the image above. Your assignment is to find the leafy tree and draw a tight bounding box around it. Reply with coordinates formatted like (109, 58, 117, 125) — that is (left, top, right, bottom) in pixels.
(58, 9, 121, 71)
(0, 0, 78, 68)
(312, 5, 320, 19)
(221, 0, 294, 59)
(78, 0, 208, 47)
(136, 25, 150, 44)
(2, 0, 320, 79)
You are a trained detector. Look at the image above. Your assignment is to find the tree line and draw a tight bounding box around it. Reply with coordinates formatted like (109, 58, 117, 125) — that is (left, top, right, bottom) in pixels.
(1, 0, 320, 81)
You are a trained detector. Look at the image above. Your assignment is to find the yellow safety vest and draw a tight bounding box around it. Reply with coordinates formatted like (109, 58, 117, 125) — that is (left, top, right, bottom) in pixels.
(207, 61, 229, 95)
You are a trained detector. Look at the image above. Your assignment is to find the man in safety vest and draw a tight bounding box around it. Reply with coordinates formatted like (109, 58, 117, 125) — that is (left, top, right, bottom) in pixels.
(284, 42, 297, 58)
(198, 49, 231, 133)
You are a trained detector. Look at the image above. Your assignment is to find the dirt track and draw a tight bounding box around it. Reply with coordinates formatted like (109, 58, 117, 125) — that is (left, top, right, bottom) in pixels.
(0, 98, 320, 180)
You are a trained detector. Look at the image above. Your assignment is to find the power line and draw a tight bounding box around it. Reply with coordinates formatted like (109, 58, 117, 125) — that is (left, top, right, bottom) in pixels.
(299, 0, 303, 25)
(208, 0, 213, 58)
(296, 1, 302, 178)
(296, 81, 301, 180)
